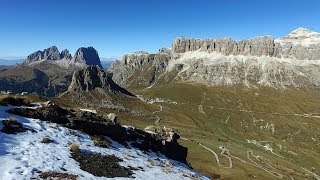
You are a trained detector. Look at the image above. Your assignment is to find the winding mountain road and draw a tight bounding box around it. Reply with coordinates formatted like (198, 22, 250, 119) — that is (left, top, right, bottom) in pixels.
(153, 105, 163, 125)
(198, 143, 233, 169)
(246, 150, 283, 178)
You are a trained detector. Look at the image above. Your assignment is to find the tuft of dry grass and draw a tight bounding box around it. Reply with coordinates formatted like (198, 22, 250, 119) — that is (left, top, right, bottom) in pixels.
(8, 117, 18, 123)
(162, 166, 173, 173)
(147, 158, 155, 166)
(70, 144, 80, 153)
(123, 154, 131, 160)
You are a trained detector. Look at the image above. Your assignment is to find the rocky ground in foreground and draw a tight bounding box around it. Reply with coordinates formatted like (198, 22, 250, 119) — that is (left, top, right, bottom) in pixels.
(0, 98, 208, 179)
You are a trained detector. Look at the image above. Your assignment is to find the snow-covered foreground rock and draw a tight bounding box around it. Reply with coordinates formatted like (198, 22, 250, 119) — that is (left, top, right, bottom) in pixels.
(0, 105, 208, 180)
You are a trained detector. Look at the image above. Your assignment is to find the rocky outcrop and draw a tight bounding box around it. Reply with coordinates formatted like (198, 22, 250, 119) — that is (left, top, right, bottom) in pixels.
(8, 105, 188, 163)
(66, 65, 134, 110)
(1, 117, 34, 134)
(72, 47, 102, 68)
(68, 65, 109, 92)
(68, 65, 133, 96)
(108, 49, 172, 87)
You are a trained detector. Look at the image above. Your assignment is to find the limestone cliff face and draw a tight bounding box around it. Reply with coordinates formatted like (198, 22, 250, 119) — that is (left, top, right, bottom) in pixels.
(172, 36, 276, 57)
(108, 49, 172, 87)
(108, 28, 320, 89)
(172, 28, 320, 60)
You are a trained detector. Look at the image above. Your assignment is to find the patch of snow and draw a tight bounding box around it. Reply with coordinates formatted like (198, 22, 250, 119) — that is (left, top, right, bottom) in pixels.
(79, 109, 97, 114)
(0, 105, 208, 179)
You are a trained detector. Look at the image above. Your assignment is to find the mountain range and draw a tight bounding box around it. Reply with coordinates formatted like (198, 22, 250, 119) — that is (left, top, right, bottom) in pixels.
(105, 27, 320, 179)
(108, 27, 320, 89)
(0, 46, 104, 96)
(1, 27, 320, 179)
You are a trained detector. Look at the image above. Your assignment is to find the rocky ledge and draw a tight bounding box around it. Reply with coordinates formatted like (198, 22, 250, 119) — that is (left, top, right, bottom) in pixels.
(7, 103, 188, 163)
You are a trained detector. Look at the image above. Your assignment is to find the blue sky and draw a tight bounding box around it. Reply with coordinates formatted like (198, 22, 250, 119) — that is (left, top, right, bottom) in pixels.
(0, 0, 319, 58)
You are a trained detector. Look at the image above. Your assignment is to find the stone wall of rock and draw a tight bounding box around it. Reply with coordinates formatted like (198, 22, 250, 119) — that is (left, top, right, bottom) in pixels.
(172, 35, 320, 60)
(172, 36, 275, 57)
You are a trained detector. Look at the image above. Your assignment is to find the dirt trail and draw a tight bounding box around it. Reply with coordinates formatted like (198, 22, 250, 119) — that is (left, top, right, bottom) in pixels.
(246, 150, 283, 178)
(153, 105, 163, 125)
(198, 143, 232, 169)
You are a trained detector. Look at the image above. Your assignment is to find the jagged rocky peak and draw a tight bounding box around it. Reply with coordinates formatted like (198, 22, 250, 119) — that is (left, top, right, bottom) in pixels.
(25, 46, 61, 63)
(25, 46, 103, 67)
(172, 36, 275, 56)
(42, 46, 60, 60)
(68, 65, 133, 96)
(72, 47, 102, 67)
(60, 49, 72, 60)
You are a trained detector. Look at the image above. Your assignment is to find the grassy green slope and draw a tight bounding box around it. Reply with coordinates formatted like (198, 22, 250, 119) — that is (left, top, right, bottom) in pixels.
(129, 83, 320, 179)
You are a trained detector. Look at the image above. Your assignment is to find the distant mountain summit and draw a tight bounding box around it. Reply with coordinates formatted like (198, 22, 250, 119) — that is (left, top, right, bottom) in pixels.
(276, 27, 320, 47)
(25, 46, 70, 63)
(0, 46, 103, 97)
(72, 47, 102, 68)
(24, 46, 102, 68)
